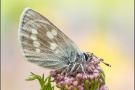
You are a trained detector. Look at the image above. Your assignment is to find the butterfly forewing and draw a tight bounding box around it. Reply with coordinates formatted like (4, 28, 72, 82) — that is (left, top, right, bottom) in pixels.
(18, 8, 81, 69)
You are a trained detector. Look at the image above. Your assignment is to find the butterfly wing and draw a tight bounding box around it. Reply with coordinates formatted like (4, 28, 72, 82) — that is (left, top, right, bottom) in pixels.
(18, 8, 81, 70)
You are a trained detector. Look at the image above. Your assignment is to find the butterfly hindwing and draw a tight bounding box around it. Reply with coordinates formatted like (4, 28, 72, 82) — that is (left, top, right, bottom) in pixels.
(18, 8, 81, 69)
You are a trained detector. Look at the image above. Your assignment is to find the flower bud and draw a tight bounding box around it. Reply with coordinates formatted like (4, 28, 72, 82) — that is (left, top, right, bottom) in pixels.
(60, 81, 64, 86)
(50, 71, 56, 77)
(93, 72, 99, 78)
(82, 75, 88, 80)
(73, 81, 78, 86)
(68, 85, 73, 90)
(76, 73, 83, 79)
(78, 85, 84, 90)
(98, 78, 103, 84)
(100, 85, 109, 90)
(93, 69, 99, 73)
(96, 66, 102, 71)
(89, 74, 94, 80)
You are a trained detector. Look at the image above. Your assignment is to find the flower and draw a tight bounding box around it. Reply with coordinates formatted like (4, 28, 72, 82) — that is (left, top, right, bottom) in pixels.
(50, 56, 109, 90)
(99, 85, 109, 90)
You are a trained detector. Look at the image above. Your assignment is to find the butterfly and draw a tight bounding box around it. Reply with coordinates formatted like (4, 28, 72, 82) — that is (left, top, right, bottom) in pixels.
(18, 8, 110, 75)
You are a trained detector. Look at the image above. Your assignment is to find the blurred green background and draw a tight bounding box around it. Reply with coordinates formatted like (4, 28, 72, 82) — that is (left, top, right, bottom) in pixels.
(1, 0, 134, 90)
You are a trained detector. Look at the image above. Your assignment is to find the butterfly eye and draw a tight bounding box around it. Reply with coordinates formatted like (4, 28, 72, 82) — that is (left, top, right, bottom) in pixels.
(84, 53, 88, 61)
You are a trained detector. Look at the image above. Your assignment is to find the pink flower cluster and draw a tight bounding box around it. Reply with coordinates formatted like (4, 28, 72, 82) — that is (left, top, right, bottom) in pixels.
(50, 58, 109, 90)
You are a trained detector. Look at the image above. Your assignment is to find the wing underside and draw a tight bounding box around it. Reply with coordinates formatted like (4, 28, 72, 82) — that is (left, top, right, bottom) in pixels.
(18, 8, 80, 69)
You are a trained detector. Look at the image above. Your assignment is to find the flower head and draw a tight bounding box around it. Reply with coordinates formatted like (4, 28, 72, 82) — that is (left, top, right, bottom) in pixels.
(50, 56, 109, 90)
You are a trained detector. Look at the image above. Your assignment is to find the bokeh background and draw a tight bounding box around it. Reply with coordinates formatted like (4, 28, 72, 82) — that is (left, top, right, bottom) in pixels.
(1, 0, 134, 90)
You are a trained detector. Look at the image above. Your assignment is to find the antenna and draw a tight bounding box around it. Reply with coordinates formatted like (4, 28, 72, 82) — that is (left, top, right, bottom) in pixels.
(100, 59, 111, 67)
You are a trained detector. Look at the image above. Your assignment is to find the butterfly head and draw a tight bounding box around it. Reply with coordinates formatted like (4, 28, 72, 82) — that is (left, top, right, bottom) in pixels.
(82, 52, 111, 67)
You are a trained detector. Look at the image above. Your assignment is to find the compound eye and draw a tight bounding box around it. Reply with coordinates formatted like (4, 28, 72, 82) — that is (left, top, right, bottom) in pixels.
(84, 53, 88, 61)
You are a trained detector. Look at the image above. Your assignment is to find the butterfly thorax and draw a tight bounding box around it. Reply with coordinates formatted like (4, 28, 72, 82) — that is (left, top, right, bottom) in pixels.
(61, 52, 96, 75)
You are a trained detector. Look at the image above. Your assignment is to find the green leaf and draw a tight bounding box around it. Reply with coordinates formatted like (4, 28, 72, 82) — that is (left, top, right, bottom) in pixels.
(93, 78, 100, 90)
(84, 80, 89, 90)
(89, 80, 94, 90)
(26, 72, 55, 90)
(99, 72, 106, 88)
(100, 70, 106, 78)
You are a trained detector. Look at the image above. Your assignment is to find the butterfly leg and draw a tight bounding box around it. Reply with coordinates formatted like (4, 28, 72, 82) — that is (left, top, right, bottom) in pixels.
(60, 67, 67, 75)
(61, 63, 73, 75)
(75, 64, 81, 71)
(68, 62, 77, 74)
(80, 64, 86, 74)
(62, 62, 78, 75)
